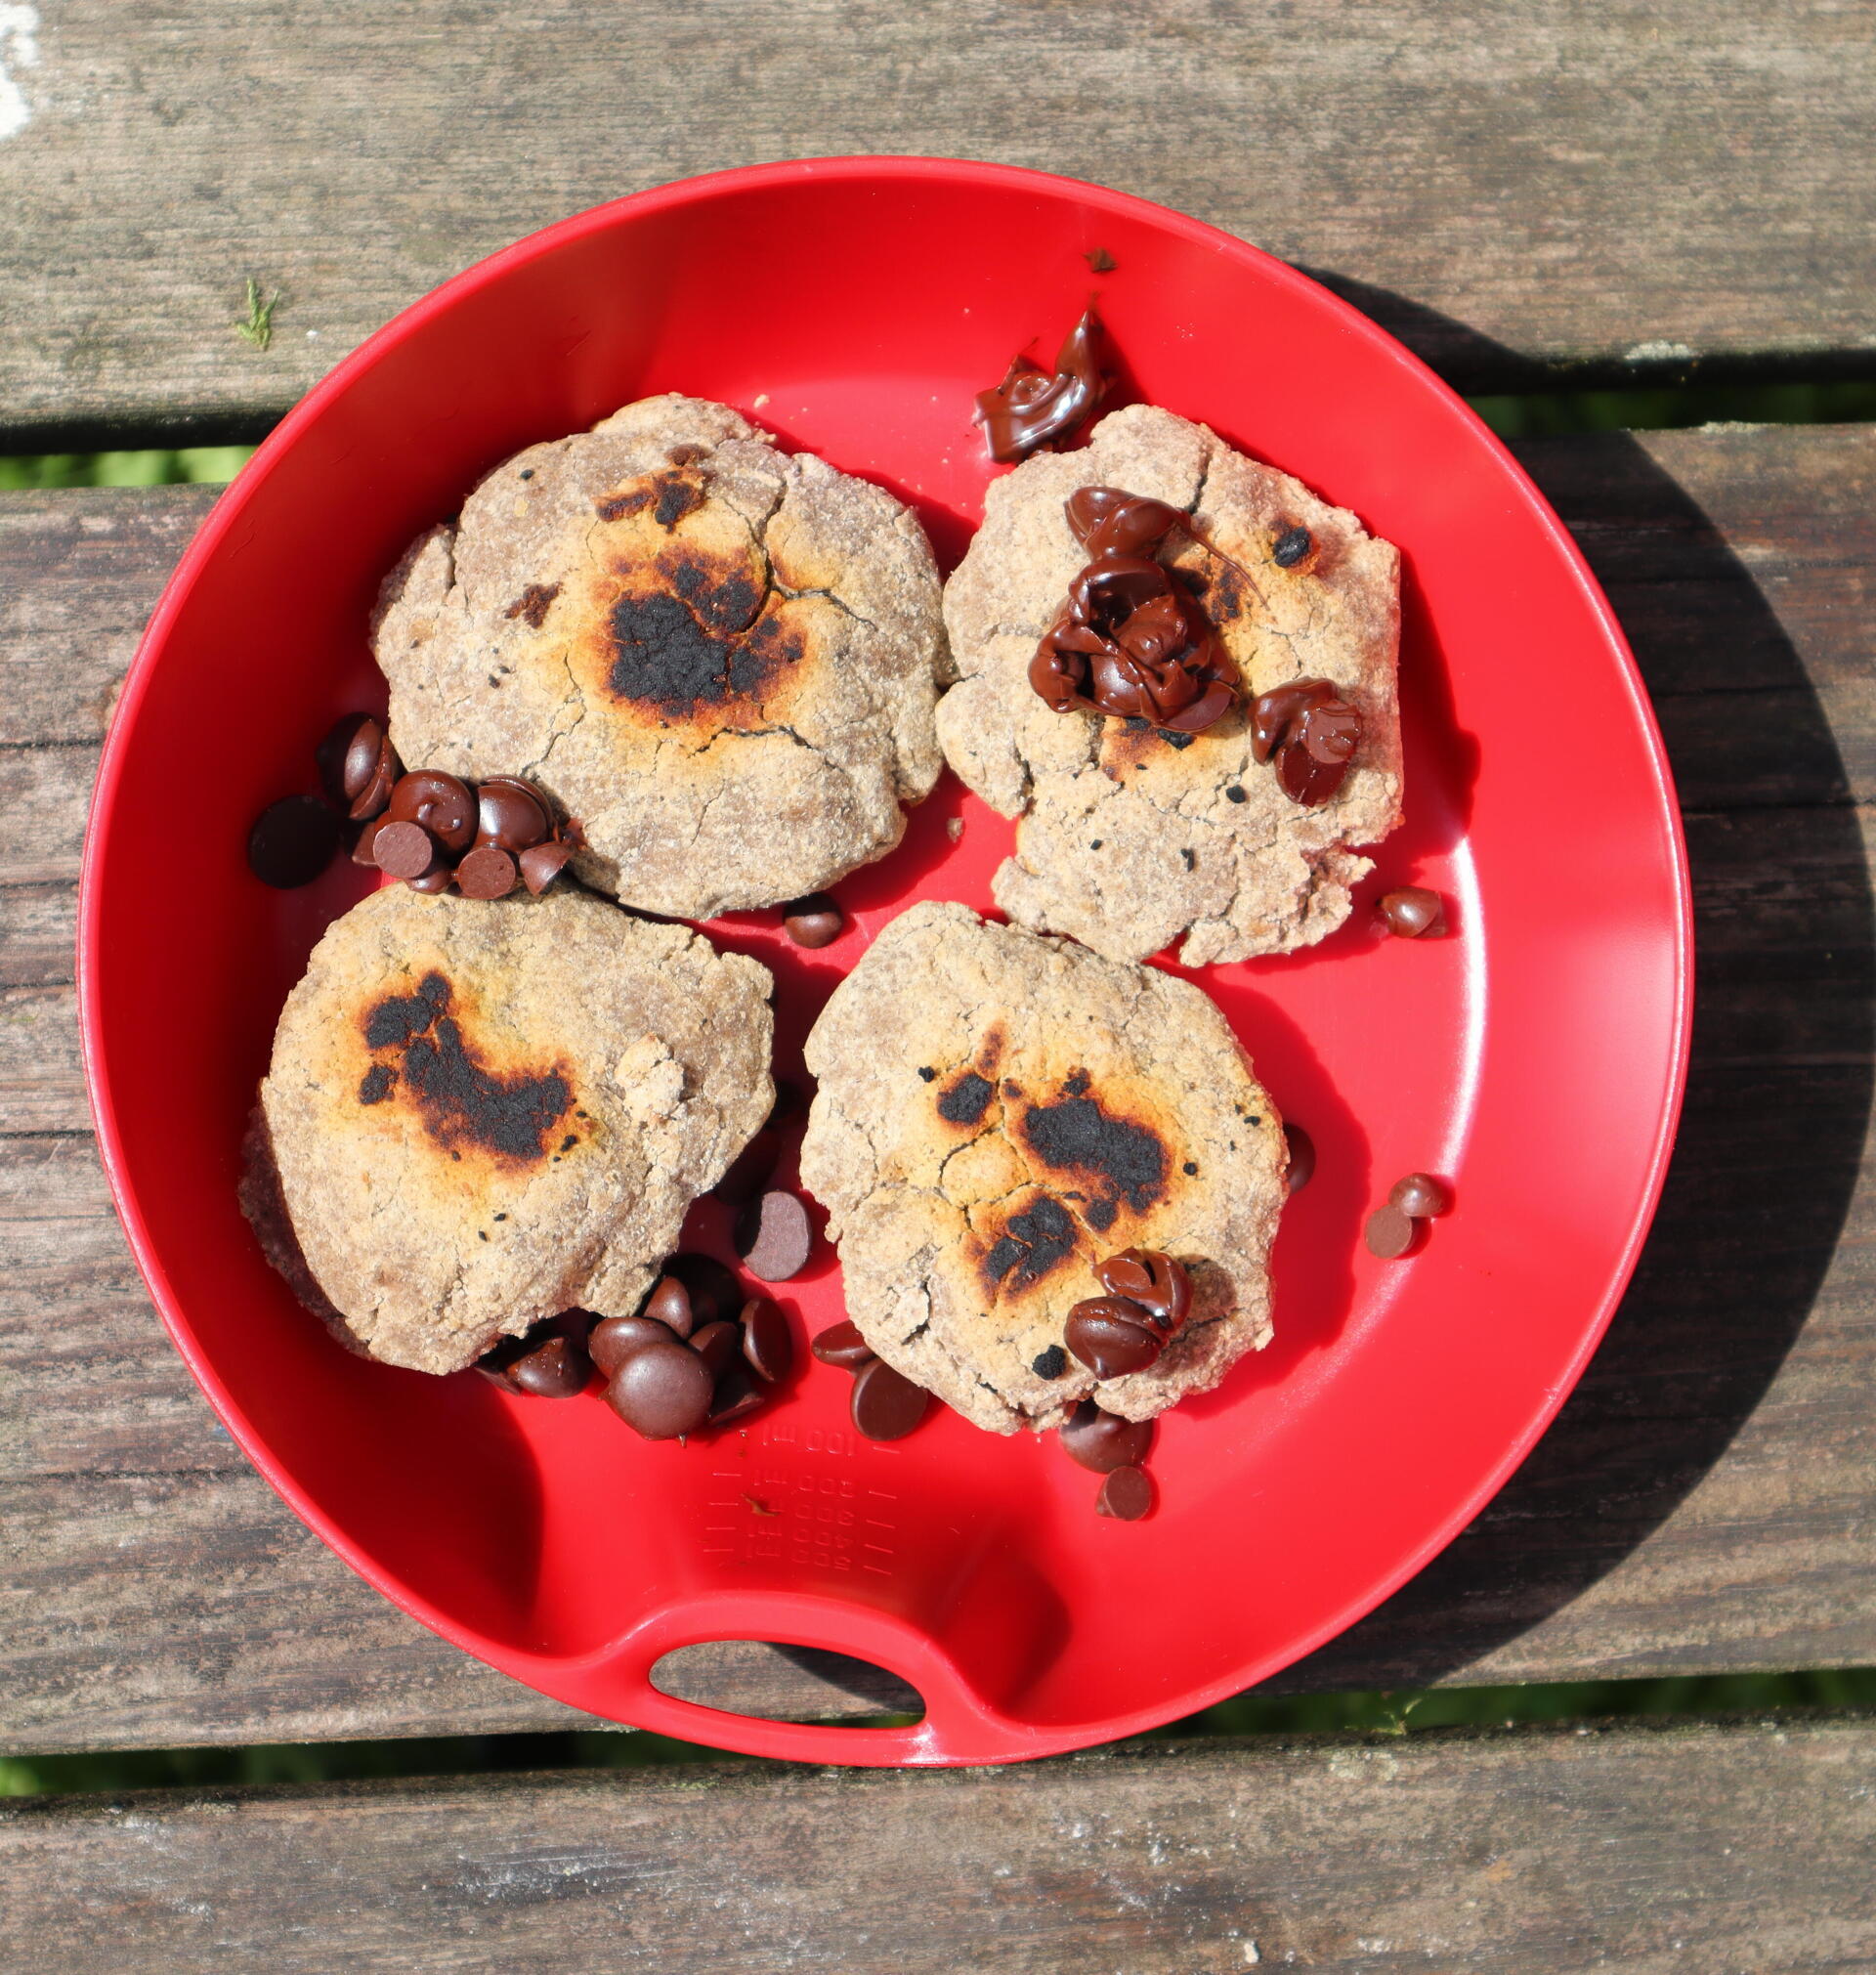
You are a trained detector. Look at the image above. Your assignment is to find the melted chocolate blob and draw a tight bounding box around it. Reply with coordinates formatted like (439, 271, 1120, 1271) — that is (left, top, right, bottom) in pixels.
(1030, 486, 1239, 734)
(976, 308, 1108, 462)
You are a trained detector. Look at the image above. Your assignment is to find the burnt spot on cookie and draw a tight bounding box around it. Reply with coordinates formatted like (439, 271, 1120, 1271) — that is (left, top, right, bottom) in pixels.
(595, 470, 708, 530)
(600, 527, 808, 719)
(936, 1071, 996, 1128)
(1020, 1086, 1169, 1222)
(359, 973, 574, 1165)
(979, 1193, 1079, 1297)
(504, 583, 560, 629)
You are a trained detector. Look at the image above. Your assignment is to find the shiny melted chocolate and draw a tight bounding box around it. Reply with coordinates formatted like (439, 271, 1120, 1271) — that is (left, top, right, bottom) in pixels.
(976, 309, 1108, 462)
(1250, 676, 1363, 807)
(1028, 487, 1239, 734)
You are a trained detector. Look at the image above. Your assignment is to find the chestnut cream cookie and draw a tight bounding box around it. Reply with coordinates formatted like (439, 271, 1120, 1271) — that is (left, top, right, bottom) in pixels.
(799, 902, 1285, 1432)
(374, 393, 950, 920)
(938, 404, 1401, 965)
(242, 886, 773, 1374)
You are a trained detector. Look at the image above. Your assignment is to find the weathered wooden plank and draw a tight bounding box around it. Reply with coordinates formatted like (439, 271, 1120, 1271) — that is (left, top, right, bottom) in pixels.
(2, 421, 1873, 1752)
(1, 3, 1873, 446)
(3, 1720, 1873, 1973)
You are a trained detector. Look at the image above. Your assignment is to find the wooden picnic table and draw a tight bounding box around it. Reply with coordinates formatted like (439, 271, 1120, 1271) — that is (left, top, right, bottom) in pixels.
(2, 4, 1874, 1967)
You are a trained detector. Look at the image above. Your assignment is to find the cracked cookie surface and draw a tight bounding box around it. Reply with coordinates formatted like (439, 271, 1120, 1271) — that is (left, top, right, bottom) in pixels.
(244, 885, 773, 1374)
(938, 404, 1402, 966)
(800, 902, 1284, 1432)
(374, 394, 952, 919)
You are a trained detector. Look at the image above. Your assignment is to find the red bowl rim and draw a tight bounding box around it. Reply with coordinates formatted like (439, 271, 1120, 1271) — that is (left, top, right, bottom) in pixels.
(78, 154, 1693, 1762)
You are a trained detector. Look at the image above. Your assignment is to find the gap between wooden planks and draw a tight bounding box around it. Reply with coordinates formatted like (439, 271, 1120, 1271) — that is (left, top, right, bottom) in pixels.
(0, 424, 1873, 1752)
(0, 2, 1873, 443)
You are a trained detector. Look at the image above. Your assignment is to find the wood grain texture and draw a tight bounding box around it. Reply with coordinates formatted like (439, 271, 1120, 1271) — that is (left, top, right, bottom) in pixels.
(2, 424, 1874, 1752)
(2, 3, 1874, 446)
(3, 1719, 1874, 1972)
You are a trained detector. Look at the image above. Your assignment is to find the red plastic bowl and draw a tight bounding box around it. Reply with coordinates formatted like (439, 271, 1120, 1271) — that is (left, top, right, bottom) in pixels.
(80, 158, 1690, 1767)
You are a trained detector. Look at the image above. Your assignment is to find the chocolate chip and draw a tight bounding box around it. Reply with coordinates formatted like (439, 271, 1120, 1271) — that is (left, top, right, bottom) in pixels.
(1094, 1249, 1190, 1330)
(405, 863, 453, 893)
(664, 1254, 743, 1327)
(247, 796, 340, 888)
(518, 838, 576, 895)
(1225, 784, 1247, 803)
(709, 1365, 767, 1426)
(1388, 1172, 1451, 1219)
(641, 1275, 696, 1339)
(347, 735, 402, 822)
(1060, 1399, 1154, 1474)
(370, 819, 438, 881)
(1378, 886, 1446, 938)
(1096, 1465, 1154, 1520)
(317, 713, 381, 805)
(1032, 1344, 1068, 1380)
(850, 1357, 930, 1440)
(917, 1066, 937, 1082)
(812, 1320, 876, 1372)
(741, 1297, 793, 1384)
(475, 776, 552, 853)
(510, 1333, 591, 1397)
(782, 894, 844, 948)
(735, 1189, 813, 1282)
(455, 844, 518, 900)
(388, 768, 478, 854)
(1272, 526, 1312, 569)
(350, 814, 388, 866)
(1284, 1122, 1315, 1193)
(1364, 1203, 1420, 1260)
(690, 1319, 742, 1383)
(605, 1342, 714, 1438)
(589, 1313, 679, 1379)
(1064, 1297, 1165, 1378)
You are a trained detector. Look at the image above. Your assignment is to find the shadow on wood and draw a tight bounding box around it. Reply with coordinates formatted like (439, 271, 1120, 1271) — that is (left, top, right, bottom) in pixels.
(1259, 410, 1876, 1695)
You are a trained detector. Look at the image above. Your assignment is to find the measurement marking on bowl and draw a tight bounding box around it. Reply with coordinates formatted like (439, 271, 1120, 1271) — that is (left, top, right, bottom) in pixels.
(694, 1425, 899, 1574)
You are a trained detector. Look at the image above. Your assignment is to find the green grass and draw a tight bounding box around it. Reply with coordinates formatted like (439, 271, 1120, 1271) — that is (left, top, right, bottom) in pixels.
(2, 379, 1871, 1795)
(4, 1669, 1872, 1796)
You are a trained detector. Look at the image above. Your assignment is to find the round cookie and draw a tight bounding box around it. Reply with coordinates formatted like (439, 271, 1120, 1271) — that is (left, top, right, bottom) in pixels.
(243, 886, 773, 1374)
(373, 393, 952, 920)
(799, 901, 1285, 1433)
(938, 404, 1402, 966)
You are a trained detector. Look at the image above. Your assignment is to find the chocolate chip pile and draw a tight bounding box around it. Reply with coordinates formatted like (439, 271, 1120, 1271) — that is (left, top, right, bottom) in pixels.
(1029, 488, 1239, 735)
(809, 1320, 933, 1441)
(975, 307, 1108, 463)
(1063, 1247, 1191, 1378)
(1250, 676, 1363, 807)
(478, 1253, 795, 1438)
(1364, 1171, 1453, 1260)
(246, 710, 579, 899)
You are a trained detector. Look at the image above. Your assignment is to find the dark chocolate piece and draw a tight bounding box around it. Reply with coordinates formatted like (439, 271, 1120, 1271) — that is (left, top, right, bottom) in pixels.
(1063, 1296, 1164, 1378)
(1388, 1172, 1452, 1219)
(1094, 1249, 1191, 1332)
(975, 307, 1107, 463)
(1272, 526, 1313, 569)
(1364, 1203, 1420, 1260)
(589, 1313, 681, 1379)
(369, 819, 438, 881)
(388, 768, 478, 854)
(475, 776, 552, 854)
(735, 1189, 814, 1282)
(741, 1297, 793, 1385)
(812, 1321, 876, 1372)
(1060, 1399, 1155, 1475)
(1378, 886, 1446, 938)
(247, 796, 340, 888)
(782, 894, 844, 949)
(850, 1357, 930, 1441)
(605, 1341, 714, 1438)
(689, 1319, 742, 1383)
(518, 839, 575, 895)
(641, 1274, 697, 1339)
(455, 844, 518, 900)
(1096, 1465, 1154, 1520)
(509, 1333, 591, 1397)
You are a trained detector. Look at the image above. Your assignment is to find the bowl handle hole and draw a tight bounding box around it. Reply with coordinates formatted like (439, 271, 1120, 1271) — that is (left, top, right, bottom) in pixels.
(650, 1640, 924, 1724)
